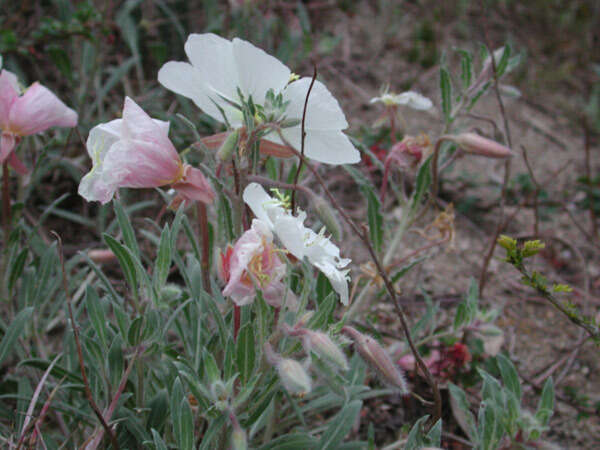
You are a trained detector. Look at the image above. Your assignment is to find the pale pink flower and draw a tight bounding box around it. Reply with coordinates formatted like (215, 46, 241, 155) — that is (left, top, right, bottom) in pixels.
(78, 97, 214, 204)
(0, 69, 77, 174)
(218, 219, 287, 307)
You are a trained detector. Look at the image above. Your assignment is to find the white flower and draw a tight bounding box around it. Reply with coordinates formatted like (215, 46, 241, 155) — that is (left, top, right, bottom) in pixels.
(243, 182, 351, 305)
(158, 33, 360, 165)
(370, 90, 432, 111)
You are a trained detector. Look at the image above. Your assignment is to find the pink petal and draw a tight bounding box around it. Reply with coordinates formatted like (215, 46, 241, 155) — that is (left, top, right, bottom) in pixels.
(0, 70, 19, 129)
(172, 166, 215, 204)
(0, 133, 16, 163)
(7, 151, 28, 175)
(121, 97, 176, 156)
(8, 82, 77, 136)
(103, 139, 182, 189)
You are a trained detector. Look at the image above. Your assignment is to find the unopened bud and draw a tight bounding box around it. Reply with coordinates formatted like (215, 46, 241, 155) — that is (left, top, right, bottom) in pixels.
(280, 118, 301, 128)
(341, 326, 408, 394)
(303, 330, 349, 371)
(160, 283, 182, 302)
(449, 133, 512, 158)
(216, 129, 239, 161)
(277, 358, 312, 396)
(230, 412, 247, 450)
(265, 343, 312, 396)
(312, 195, 342, 241)
(88, 249, 117, 264)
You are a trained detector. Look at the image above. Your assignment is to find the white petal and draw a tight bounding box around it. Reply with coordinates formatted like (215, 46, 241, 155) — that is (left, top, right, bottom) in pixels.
(78, 170, 117, 204)
(272, 215, 308, 260)
(281, 128, 360, 165)
(396, 91, 432, 110)
(184, 33, 239, 102)
(86, 119, 122, 160)
(158, 61, 242, 126)
(232, 38, 290, 103)
(283, 78, 348, 130)
(315, 262, 350, 306)
(242, 183, 278, 228)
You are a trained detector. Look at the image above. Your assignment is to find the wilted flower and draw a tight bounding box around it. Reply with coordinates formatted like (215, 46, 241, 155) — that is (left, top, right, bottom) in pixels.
(398, 342, 470, 380)
(243, 182, 351, 305)
(342, 326, 408, 393)
(0, 69, 77, 174)
(380, 134, 430, 201)
(218, 219, 287, 307)
(158, 33, 360, 164)
(448, 132, 512, 158)
(370, 89, 433, 111)
(78, 97, 215, 204)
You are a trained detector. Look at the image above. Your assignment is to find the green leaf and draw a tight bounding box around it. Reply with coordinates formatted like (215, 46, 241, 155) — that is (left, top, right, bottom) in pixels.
(85, 286, 107, 349)
(317, 400, 363, 449)
(103, 234, 137, 293)
(236, 324, 256, 384)
(410, 155, 432, 215)
(362, 186, 383, 252)
(7, 248, 27, 293)
(404, 415, 428, 450)
(151, 429, 168, 450)
(153, 224, 172, 292)
(390, 257, 425, 284)
(448, 382, 477, 441)
(114, 199, 140, 258)
(171, 377, 194, 450)
(495, 44, 511, 78)
(176, 397, 194, 450)
(198, 414, 226, 450)
(258, 433, 317, 449)
(0, 307, 33, 365)
(454, 278, 479, 330)
(535, 377, 554, 426)
(82, 252, 122, 303)
(440, 67, 453, 122)
(307, 292, 336, 330)
(496, 354, 522, 401)
(457, 49, 473, 89)
(478, 402, 499, 450)
(108, 336, 124, 389)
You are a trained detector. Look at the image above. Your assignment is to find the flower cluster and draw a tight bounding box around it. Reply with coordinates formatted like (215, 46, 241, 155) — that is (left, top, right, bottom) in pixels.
(158, 33, 360, 164)
(243, 183, 351, 305)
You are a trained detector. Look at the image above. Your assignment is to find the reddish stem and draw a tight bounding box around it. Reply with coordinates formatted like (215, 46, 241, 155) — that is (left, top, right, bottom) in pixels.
(234, 304, 241, 341)
(380, 159, 392, 202)
(2, 162, 10, 239)
(197, 202, 212, 294)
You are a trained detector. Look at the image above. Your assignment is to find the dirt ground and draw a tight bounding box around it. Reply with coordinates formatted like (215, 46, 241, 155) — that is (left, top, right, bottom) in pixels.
(303, 1, 600, 447)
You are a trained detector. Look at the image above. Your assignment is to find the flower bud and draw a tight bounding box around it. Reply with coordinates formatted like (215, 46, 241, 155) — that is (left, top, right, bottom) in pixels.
(277, 358, 312, 396)
(87, 249, 117, 264)
(449, 133, 512, 158)
(312, 195, 342, 241)
(159, 283, 182, 302)
(216, 129, 239, 161)
(342, 326, 408, 394)
(303, 330, 349, 371)
(229, 412, 247, 450)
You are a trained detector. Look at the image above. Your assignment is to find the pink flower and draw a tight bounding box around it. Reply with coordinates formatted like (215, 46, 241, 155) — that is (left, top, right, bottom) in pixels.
(0, 69, 77, 174)
(78, 97, 214, 204)
(218, 219, 287, 307)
